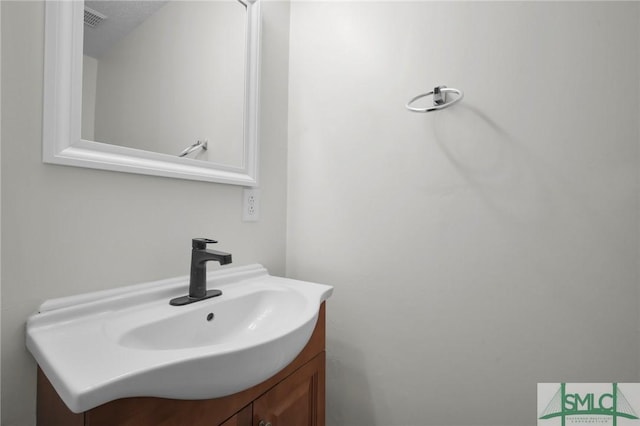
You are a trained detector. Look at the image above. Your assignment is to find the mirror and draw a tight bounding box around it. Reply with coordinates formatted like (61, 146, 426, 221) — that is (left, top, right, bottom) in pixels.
(43, 0, 261, 186)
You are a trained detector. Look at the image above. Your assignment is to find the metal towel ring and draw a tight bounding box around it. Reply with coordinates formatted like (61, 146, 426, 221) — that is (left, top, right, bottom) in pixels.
(178, 140, 208, 157)
(406, 85, 464, 113)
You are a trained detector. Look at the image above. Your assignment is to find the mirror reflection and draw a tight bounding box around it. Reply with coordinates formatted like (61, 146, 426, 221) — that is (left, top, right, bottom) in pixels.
(81, 0, 247, 166)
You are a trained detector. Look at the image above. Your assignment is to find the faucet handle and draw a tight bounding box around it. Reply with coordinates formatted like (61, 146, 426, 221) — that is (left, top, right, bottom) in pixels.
(192, 238, 218, 249)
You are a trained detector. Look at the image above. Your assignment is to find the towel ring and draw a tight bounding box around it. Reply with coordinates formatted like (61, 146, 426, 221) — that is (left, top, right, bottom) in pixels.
(178, 140, 208, 157)
(406, 85, 464, 113)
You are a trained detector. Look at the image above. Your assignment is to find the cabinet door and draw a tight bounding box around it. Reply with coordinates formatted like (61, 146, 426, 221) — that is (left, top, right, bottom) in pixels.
(221, 404, 252, 426)
(253, 352, 325, 426)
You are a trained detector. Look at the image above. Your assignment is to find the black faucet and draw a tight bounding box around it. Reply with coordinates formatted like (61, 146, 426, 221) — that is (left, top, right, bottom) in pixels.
(170, 238, 232, 306)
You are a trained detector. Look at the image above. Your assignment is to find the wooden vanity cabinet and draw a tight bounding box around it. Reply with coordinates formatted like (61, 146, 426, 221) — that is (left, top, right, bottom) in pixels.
(37, 303, 326, 426)
(253, 350, 325, 426)
(220, 405, 252, 426)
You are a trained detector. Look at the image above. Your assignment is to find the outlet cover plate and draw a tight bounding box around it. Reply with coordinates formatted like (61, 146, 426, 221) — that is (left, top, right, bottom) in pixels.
(243, 188, 260, 222)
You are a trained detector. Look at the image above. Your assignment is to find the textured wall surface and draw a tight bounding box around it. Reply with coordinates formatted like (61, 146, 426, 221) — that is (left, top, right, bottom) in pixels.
(286, 2, 640, 425)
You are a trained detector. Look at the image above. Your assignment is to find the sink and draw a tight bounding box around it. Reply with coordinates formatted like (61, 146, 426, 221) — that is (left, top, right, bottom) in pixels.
(26, 264, 333, 413)
(114, 287, 306, 351)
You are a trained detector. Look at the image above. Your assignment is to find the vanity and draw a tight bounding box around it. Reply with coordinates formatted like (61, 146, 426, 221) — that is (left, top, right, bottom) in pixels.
(36, 305, 326, 426)
(27, 265, 333, 426)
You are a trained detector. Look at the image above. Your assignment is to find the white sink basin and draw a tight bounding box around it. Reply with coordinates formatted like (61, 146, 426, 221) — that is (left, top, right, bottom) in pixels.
(26, 264, 333, 413)
(114, 287, 306, 351)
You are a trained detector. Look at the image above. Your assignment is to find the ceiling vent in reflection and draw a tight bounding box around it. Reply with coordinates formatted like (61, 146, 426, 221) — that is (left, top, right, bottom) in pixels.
(84, 7, 107, 28)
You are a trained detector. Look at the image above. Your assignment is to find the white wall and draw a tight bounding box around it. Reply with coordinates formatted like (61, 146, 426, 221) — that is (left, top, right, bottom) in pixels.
(81, 55, 97, 141)
(0, 1, 290, 424)
(287, 2, 640, 425)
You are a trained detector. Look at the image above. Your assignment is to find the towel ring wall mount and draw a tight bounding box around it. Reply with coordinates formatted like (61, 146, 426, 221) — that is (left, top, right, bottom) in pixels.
(406, 85, 464, 113)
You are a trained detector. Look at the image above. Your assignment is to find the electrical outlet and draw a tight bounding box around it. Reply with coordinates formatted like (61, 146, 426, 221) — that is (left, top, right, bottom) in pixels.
(243, 188, 260, 222)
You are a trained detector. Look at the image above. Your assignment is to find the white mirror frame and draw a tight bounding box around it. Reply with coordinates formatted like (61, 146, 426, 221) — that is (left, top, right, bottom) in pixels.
(43, 0, 261, 186)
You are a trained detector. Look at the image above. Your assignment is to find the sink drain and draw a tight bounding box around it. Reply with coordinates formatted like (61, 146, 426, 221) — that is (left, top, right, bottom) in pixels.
(206, 313, 215, 322)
